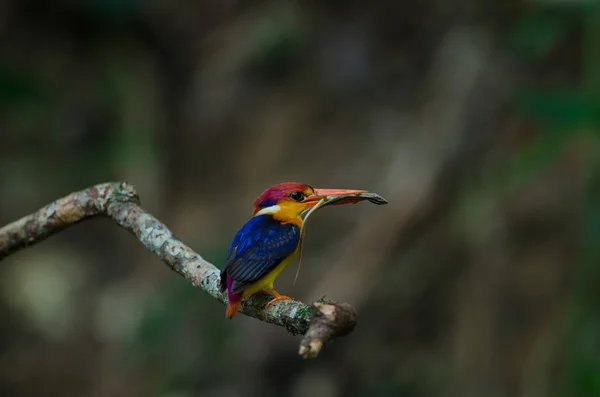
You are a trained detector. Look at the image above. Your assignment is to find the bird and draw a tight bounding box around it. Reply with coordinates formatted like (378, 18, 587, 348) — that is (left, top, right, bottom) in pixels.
(219, 182, 374, 319)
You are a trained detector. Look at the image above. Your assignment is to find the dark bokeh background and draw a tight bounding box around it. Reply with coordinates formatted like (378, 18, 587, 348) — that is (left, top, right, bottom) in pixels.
(1, 1, 599, 396)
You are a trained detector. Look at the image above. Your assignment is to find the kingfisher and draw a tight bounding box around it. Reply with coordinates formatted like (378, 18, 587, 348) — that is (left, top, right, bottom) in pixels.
(220, 182, 379, 318)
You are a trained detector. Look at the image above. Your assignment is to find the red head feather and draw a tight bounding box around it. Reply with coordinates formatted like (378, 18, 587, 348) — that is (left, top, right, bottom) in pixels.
(253, 182, 312, 214)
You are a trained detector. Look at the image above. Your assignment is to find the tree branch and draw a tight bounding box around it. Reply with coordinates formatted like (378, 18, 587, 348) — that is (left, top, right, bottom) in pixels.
(0, 182, 356, 358)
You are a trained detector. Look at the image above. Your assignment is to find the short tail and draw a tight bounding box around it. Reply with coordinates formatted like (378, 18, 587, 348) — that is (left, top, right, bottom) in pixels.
(223, 274, 243, 319)
(225, 298, 242, 319)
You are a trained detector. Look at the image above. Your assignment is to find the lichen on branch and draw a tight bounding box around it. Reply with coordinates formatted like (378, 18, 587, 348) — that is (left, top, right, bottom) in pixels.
(0, 182, 357, 357)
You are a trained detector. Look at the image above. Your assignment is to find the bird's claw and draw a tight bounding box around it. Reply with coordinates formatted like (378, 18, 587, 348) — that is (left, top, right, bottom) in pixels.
(266, 295, 292, 308)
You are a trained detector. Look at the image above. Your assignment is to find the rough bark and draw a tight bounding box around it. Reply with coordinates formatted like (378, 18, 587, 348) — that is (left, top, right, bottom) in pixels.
(0, 181, 356, 358)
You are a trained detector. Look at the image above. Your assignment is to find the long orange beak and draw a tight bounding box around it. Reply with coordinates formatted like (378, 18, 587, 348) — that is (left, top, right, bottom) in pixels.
(302, 188, 368, 206)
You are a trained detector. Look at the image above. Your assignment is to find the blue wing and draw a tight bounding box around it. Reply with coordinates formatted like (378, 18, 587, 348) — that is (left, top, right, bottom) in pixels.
(220, 214, 300, 294)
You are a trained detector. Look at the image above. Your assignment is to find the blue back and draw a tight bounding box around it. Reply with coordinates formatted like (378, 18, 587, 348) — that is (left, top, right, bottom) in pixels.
(221, 214, 300, 294)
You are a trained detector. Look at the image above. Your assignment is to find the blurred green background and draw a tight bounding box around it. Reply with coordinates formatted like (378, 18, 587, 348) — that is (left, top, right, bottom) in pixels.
(1, 1, 599, 396)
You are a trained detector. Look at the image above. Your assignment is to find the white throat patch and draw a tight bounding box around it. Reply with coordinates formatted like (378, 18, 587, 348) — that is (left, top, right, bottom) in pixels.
(255, 205, 281, 216)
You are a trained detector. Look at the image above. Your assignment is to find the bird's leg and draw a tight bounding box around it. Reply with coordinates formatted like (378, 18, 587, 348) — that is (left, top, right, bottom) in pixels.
(265, 288, 292, 307)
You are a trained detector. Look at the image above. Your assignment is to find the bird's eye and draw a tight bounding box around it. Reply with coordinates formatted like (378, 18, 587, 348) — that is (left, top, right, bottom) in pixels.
(290, 191, 305, 201)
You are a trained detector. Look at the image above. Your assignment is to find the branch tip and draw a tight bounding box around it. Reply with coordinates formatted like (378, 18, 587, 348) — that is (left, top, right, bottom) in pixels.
(299, 301, 357, 358)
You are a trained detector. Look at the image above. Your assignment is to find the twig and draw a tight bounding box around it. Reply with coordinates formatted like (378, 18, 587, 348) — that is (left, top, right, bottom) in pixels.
(0, 182, 356, 358)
